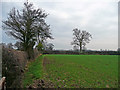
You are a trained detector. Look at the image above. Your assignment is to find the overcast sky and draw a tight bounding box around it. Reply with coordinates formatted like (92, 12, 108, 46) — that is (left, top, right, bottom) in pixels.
(1, 0, 119, 50)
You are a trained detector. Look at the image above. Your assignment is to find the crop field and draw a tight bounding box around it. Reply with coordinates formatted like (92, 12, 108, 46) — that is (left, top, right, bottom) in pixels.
(23, 55, 118, 88)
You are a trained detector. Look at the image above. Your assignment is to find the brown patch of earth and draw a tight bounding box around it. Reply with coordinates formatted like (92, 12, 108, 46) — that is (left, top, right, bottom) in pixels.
(43, 57, 56, 68)
(27, 79, 55, 88)
(43, 57, 64, 69)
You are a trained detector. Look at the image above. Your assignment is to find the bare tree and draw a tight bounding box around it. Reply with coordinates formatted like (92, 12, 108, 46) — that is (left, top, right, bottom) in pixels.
(14, 41, 23, 50)
(71, 28, 92, 53)
(73, 45, 79, 52)
(2, 1, 53, 59)
(47, 43, 54, 51)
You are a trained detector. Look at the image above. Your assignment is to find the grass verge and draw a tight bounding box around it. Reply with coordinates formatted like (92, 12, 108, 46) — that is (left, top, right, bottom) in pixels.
(22, 55, 43, 87)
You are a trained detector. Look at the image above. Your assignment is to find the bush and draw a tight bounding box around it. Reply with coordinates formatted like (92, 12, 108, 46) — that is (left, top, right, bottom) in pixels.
(2, 47, 27, 88)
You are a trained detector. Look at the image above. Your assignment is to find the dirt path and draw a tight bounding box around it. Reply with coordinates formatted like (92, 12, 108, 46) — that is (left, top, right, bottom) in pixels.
(27, 56, 56, 88)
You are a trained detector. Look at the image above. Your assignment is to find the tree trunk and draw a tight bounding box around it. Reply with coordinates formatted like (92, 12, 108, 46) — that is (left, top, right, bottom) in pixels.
(79, 42, 82, 53)
(80, 46, 82, 53)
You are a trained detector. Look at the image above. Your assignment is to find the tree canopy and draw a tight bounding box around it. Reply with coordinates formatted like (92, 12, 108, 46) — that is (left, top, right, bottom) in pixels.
(71, 28, 92, 52)
(2, 1, 53, 59)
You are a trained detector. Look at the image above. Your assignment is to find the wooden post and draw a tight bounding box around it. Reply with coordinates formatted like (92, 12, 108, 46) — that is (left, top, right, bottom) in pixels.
(0, 77, 6, 90)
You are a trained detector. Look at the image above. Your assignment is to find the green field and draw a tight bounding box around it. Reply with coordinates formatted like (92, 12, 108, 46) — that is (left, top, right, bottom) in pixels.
(23, 55, 118, 88)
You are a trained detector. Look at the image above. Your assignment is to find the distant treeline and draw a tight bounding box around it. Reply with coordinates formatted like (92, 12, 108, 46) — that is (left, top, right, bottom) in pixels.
(43, 50, 119, 55)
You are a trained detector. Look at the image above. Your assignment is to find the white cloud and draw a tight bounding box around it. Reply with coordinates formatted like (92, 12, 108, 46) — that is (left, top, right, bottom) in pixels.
(1, 0, 119, 2)
(1, 0, 118, 50)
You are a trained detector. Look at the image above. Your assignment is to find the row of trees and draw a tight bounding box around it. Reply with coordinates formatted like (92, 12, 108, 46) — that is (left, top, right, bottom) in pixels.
(1, 42, 54, 51)
(43, 50, 119, 55)
(2, 1, 92, 58)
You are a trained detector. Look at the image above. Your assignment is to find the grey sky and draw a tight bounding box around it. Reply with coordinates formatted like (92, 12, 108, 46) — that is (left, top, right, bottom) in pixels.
(1, 0, 119, 50)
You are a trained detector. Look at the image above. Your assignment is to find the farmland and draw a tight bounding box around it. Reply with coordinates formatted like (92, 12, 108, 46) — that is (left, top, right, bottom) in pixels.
(23, 55, 118, 88)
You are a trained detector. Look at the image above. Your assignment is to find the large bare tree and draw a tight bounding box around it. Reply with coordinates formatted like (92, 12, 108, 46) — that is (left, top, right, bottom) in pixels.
(71, 28, 92, 53)
(2, 1, 52, 59)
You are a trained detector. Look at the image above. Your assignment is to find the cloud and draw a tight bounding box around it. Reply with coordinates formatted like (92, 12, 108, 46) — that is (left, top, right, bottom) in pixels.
(1, 0, 119, 2)
(1, 0, 118, 50)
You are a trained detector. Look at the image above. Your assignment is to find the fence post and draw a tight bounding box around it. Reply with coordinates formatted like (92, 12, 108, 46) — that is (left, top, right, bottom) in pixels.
(0, 77, 6, 90)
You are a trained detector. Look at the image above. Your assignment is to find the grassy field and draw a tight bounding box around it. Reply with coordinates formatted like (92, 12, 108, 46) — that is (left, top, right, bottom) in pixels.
(23, 55, 118, 88)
